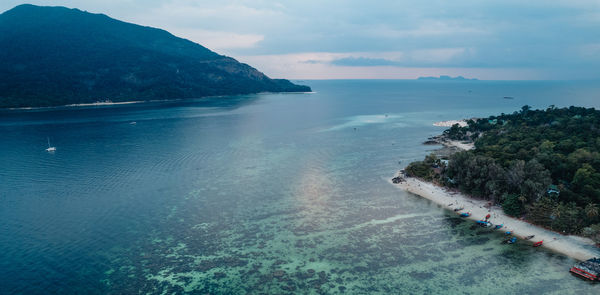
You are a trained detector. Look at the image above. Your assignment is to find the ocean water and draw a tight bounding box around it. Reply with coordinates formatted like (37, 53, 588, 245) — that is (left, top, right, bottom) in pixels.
(1, 80, 599, 294)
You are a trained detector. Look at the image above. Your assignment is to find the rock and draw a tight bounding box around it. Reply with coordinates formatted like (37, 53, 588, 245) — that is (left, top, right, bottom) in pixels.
(392, 176, 405, 184)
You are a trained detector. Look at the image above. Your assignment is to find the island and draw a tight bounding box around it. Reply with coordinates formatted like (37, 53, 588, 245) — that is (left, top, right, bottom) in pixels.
(0, 4, 311, 108)
(393, 106, 600, 261)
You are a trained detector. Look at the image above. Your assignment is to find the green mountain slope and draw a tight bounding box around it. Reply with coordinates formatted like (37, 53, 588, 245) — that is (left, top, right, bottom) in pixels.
(0, 4, 310, 108)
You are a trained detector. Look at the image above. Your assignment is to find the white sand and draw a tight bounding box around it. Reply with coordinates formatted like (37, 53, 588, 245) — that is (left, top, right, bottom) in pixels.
(390, 173, 599, 261)
(65, 101, 143, 107)
(433, 120, 468, 127)
(441, 139, 474, 151)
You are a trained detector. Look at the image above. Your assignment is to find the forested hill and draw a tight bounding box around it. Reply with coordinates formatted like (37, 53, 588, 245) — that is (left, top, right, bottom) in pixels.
(0, 4, 311, 108)
(406, 106, 600, 242)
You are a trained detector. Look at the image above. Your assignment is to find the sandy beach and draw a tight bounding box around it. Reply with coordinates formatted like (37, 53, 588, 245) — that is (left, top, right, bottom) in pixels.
(433, 120, 468, 127)
(440, 139, 474, 151)
(65, 101, 144, 107)
(390, 172, 599, 261)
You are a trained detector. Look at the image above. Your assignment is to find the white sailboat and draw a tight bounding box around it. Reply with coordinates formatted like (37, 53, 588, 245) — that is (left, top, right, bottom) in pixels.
(46, 137, 56, 152)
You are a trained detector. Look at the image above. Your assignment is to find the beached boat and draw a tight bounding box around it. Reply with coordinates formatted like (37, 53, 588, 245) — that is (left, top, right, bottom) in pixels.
(476, 220, 492, 227)
(507, 237, 517, 244)
(533, 241, 543, 247)
(453, 207, 464, 212)
(524, 235, 535, 240)
(570, 258, 600, 281)
(460, 212, 471, 217)
(494, 224, 503, 230)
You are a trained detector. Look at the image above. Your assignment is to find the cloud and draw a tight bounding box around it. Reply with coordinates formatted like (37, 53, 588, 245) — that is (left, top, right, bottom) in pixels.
(167, 28, 264, 50)
(330, 57, 401, 67)
(319, 49, 469, 68)
(236, 52, 550, 80)
(1, 0, 599, 79)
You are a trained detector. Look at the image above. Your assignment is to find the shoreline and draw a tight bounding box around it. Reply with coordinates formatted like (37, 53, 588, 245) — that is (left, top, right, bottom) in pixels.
(4, 91, 316, 111)
(390, 171, 599, 261)
(433, 119, 468, 127)
(394, 119, 599, 261)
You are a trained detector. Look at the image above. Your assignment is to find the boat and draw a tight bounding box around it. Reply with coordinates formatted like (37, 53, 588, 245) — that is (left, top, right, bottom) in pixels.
(501, 236, 513, 244)
(460, 212, 471, 217)
(570, 258, 600, 281)
(476, 220, 492, 227)
(533, 241, 543, 247)
(524, 235, 535, 240)
(507, 237, 517, 244)
(505, 231, 512, 235)
(45, 137, 56, 152)
(494, 224, 504, 230)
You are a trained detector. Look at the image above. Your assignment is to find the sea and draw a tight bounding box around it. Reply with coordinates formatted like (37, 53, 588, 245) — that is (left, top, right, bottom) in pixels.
(1, 80, 599, 294)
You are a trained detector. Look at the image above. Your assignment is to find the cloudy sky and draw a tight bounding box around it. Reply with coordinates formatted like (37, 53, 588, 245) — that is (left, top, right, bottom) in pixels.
(2, 1, 600, 80)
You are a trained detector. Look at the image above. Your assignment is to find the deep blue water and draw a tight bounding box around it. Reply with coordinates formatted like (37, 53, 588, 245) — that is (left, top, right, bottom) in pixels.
(1, 80, 599, 294)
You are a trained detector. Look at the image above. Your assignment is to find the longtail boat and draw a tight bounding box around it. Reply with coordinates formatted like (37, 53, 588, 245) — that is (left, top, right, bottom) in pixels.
(570, 258, 600, 281)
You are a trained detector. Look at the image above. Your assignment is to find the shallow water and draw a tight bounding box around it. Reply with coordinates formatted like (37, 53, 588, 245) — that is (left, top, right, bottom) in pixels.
(1, 80, 599, 294)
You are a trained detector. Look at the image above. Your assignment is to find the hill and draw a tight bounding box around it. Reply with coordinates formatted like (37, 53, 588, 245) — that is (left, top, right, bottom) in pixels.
(0, 4, 310, 108)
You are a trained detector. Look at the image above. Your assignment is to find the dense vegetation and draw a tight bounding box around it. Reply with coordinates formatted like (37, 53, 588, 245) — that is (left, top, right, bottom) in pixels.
(0, 5, 310, 108)
(407, 106, 600, 242)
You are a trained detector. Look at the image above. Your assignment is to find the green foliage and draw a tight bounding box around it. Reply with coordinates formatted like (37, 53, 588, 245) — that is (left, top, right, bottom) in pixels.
(528, 197, 558, 228)
(404, 154, 443, 181)
(502, 194, 524, 217)
(582, 224, 600, 244)
(0, 5, 310, 108)
(444, 124, 468, 140)
(551, 202, 583, 234)
(412, 106, 600, 234)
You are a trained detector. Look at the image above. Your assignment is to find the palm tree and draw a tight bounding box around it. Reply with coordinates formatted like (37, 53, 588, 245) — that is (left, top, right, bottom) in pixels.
(585, 203, 599, 220)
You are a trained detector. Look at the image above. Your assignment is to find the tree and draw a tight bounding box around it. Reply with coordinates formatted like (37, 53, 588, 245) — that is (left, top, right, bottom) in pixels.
(521, 159, 552, 202)
(416, 106, 600, 234)
(528, 198, 557, 228)
(582, 224, 600, 244)
(585, 203, 599, 224)
(552, 202, 582, 234)
(502, 194, 524, 217)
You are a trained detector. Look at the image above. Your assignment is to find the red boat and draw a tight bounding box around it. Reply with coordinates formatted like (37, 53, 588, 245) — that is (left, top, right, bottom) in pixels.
(570, 258, 600, 281)
(533, 241, 543, 247)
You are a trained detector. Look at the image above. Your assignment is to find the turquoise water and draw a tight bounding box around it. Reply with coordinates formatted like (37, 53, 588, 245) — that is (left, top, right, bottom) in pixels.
(1, 80, 599, 294)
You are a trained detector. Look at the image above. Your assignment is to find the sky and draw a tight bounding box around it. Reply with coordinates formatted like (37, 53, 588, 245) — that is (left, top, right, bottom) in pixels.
(2, 1, 600, 80)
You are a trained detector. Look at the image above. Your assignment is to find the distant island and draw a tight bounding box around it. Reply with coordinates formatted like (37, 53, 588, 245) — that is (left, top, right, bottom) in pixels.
(394, 106, 600, 259)
(0, 5, 311, 108)
(417, 75, 478, 81)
